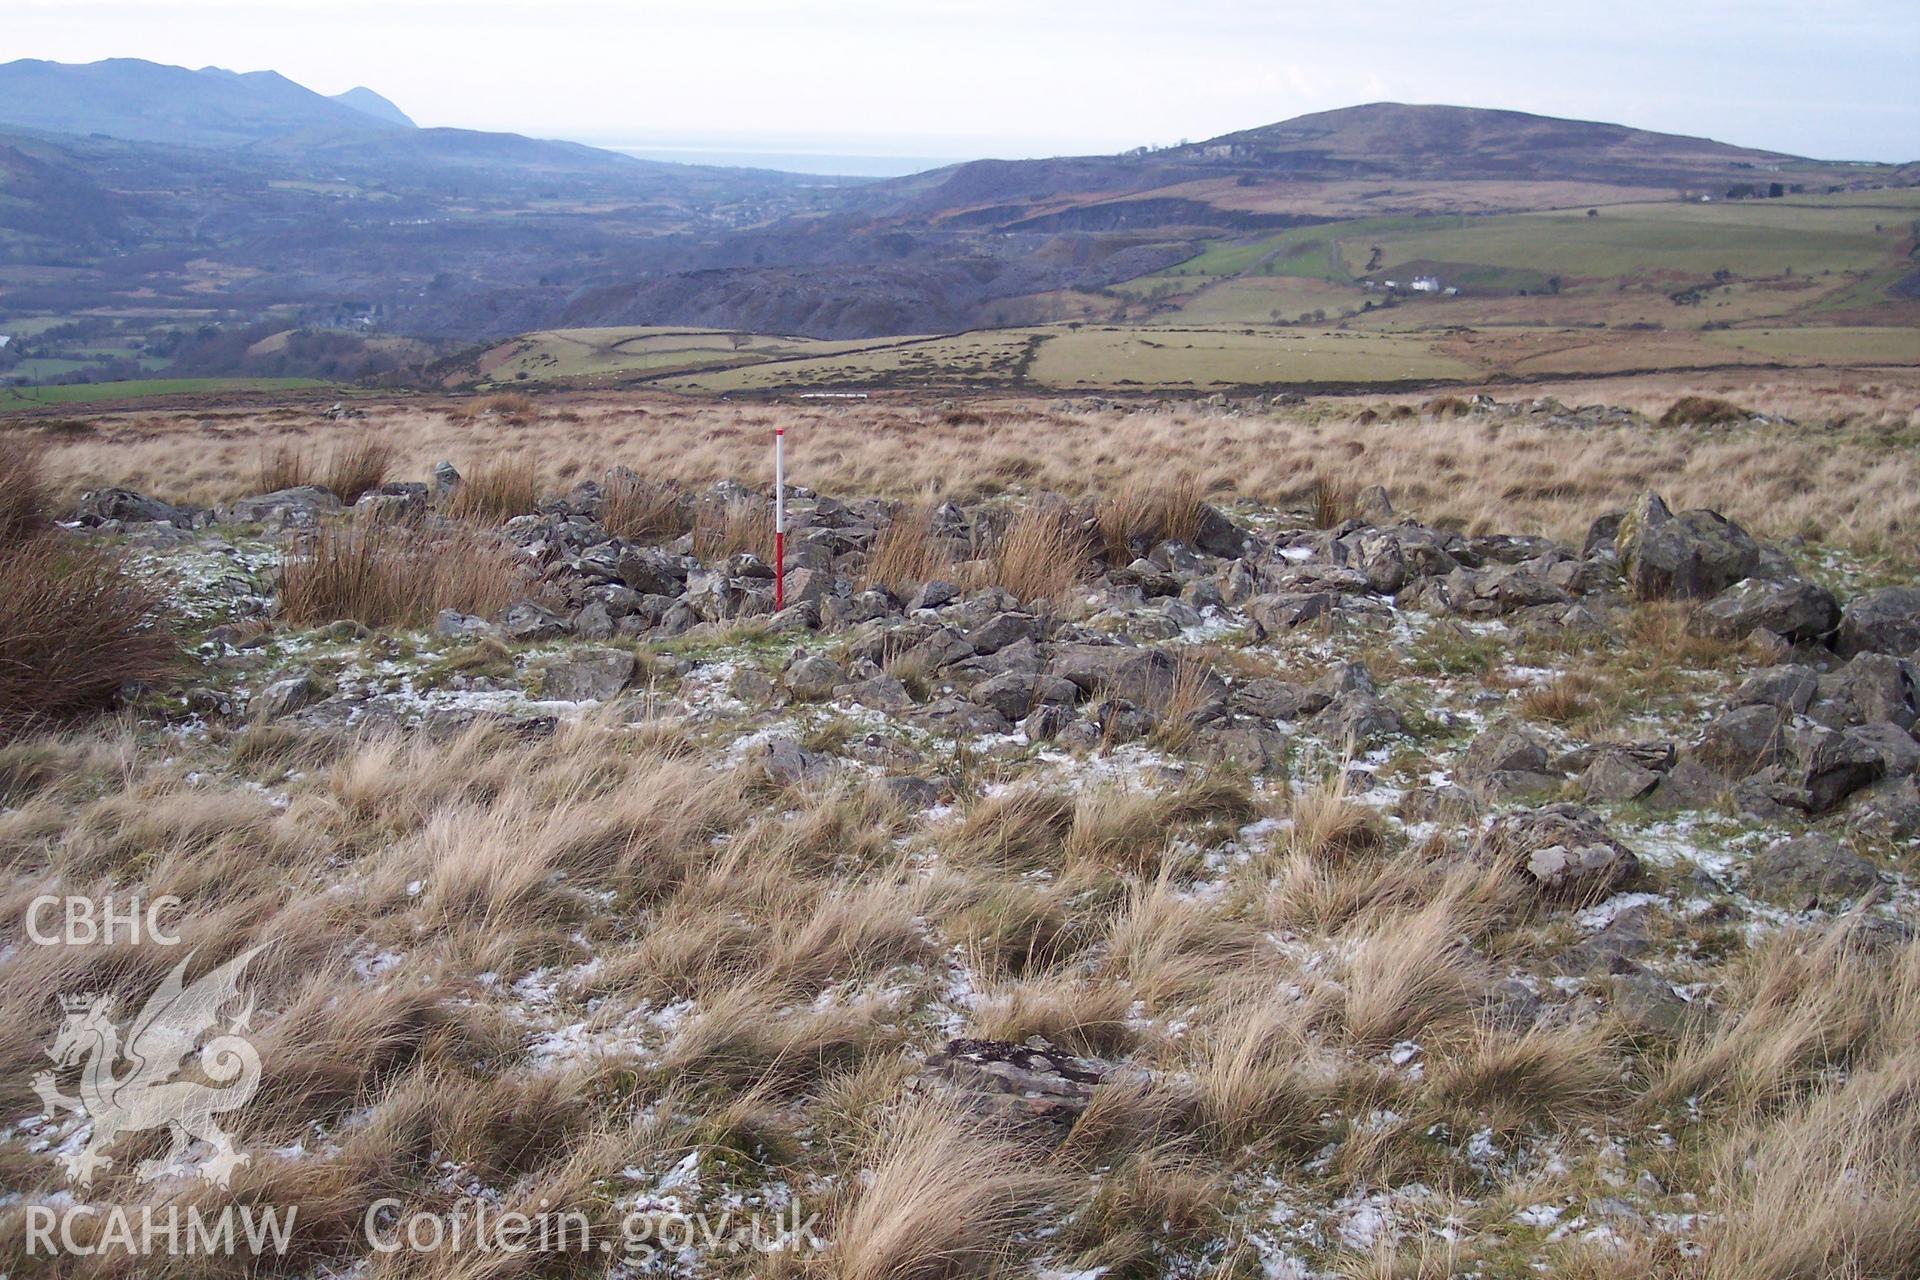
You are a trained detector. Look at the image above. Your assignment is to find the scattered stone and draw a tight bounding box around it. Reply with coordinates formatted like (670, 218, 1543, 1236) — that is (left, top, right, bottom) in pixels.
(1834, 586, 1920, 658)
(753, 736, 830, 787)
(785, 654, 846, 701)
(1691, 576, 1838, 643)
(252, 670, 327, 722)
(1485, 804, 1641, 903)
(911, 1037, 1116, 1136)
(1693, 704, 1786, 777)
(1747, 833, 1883, 909)
(538, 648, 635, 701)
(501, 601, 569, 642)
(1612, 489, 1760, 601)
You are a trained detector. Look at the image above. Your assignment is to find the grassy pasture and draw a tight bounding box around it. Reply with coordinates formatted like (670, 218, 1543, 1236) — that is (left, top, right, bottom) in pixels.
(1362, 200, 1902, 281)
(1026, 325, 1473, 387)
(0, 377, 327, 412)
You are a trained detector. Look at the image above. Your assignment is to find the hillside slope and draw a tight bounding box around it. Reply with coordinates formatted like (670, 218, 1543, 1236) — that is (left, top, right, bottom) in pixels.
(0, 58, 405, 146)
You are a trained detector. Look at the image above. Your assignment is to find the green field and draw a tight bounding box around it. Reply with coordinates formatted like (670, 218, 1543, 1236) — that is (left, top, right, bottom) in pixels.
(1360, 201, 1901, 280)
(1025, 326, 1474, 387)
(0, 377, 328, 412)
(478, 328, 919, 385)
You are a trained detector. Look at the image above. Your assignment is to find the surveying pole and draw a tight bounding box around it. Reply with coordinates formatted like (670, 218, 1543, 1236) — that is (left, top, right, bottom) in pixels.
(773, 426, 786, 611)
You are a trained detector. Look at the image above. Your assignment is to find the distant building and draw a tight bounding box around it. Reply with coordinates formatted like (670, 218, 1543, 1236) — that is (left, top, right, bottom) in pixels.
(0, 335, 11, 349)
(1410, 276, 1441, 293)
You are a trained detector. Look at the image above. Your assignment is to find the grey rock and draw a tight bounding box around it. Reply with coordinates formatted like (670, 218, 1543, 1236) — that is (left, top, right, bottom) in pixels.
(1485, 803, 1641, 902)
(431, 460, 461, 499)
(252, 670, 327, 722)
(1580, 752, 1662, 802)
(501, 601, 569, 642)
(972, 671, 1079, 722)
(538, 648, 635, 702)
(1613, 489, 1760, 601)
(1835, 586, 1920, 658)
(785, 654, 846, 701)
(1694, 704, 1786, 777)
(1691, 577, 1839, 643)
(1748, 833, 1882, 909)
(218, 485, 341, 529)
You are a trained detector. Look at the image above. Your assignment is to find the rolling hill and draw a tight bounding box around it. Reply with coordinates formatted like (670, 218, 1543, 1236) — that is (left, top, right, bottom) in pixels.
(0, 69, 1913, 393)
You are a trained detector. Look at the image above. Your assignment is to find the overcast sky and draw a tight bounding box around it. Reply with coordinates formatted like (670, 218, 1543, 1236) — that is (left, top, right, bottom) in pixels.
(9, 0, 1918, 166)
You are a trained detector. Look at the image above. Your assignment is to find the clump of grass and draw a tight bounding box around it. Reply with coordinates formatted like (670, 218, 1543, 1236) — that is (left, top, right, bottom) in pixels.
(254, 441, 313, 493)
(478, 391, 536, 419)
(0, 438, 53, 543)
(692, 494, 774, 560)
(0, 536, 176, 740)
(827, 1099, 1066, 1280)
(864, 502, 957, 595)
(1660, 395, 1750, 427)
(279, 523, 523, 628)
(1148, 655, 1224, 752)
(1096, 473, 1205, 562)
(1518, 672, 1602, 725)
(321, 435, 395, 504)
(1309, 473, 1353, 528)
(446, 455, 538, 524)
(984, 504, 1091, 602)
(600, 473, 688, 540)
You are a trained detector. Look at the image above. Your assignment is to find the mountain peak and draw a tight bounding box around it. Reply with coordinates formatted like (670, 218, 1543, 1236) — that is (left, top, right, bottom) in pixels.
(0, 57, 407, 147)
(330, 86, 417, 129)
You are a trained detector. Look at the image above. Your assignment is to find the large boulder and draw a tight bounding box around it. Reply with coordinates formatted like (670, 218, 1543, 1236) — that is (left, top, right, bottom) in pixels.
(1835, 587, 1920, 658)
(72, 487, 191, 527)
(1694, 704, 1787, 778)
(251, 669, 327, 722)
(217, 485, 341, 529)
(1691, 577, 1839, 643)
(1747, 834, 1883, 909)
(1613, 490, 1760, 601)
(537, 648, 635, 701)
(1484, 804, 1641, 903)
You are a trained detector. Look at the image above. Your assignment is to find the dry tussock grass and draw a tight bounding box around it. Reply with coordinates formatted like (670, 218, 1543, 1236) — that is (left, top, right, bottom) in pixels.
(692, 493, 775, 560)
(253, 440, 311, 493)
(599, 471, 688, 540)
(984, 503, 1092, 601)
(0, 450, 176, 739)
(278, 521, 525, 627)
(862, 501, 957, 595)
(32, 370, 1920, 556)
(320, 434, 394, 503)
(444, 453, 538, 523)
(1095, 472, 1205, 561)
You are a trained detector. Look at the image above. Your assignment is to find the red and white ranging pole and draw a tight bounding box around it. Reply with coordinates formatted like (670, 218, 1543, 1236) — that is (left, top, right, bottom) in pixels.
(773, 426, 786, 611)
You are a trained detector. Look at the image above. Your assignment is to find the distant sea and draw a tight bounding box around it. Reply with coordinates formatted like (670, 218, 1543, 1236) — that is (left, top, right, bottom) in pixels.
(600, 143, 960, 178)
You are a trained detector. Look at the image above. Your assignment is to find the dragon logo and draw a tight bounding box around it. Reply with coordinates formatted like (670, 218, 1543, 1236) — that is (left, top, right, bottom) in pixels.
(32, 945, 266, 1190)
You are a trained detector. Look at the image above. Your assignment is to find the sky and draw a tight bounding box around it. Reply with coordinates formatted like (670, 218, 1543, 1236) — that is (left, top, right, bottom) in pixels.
(7, 0, 1917, 172)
